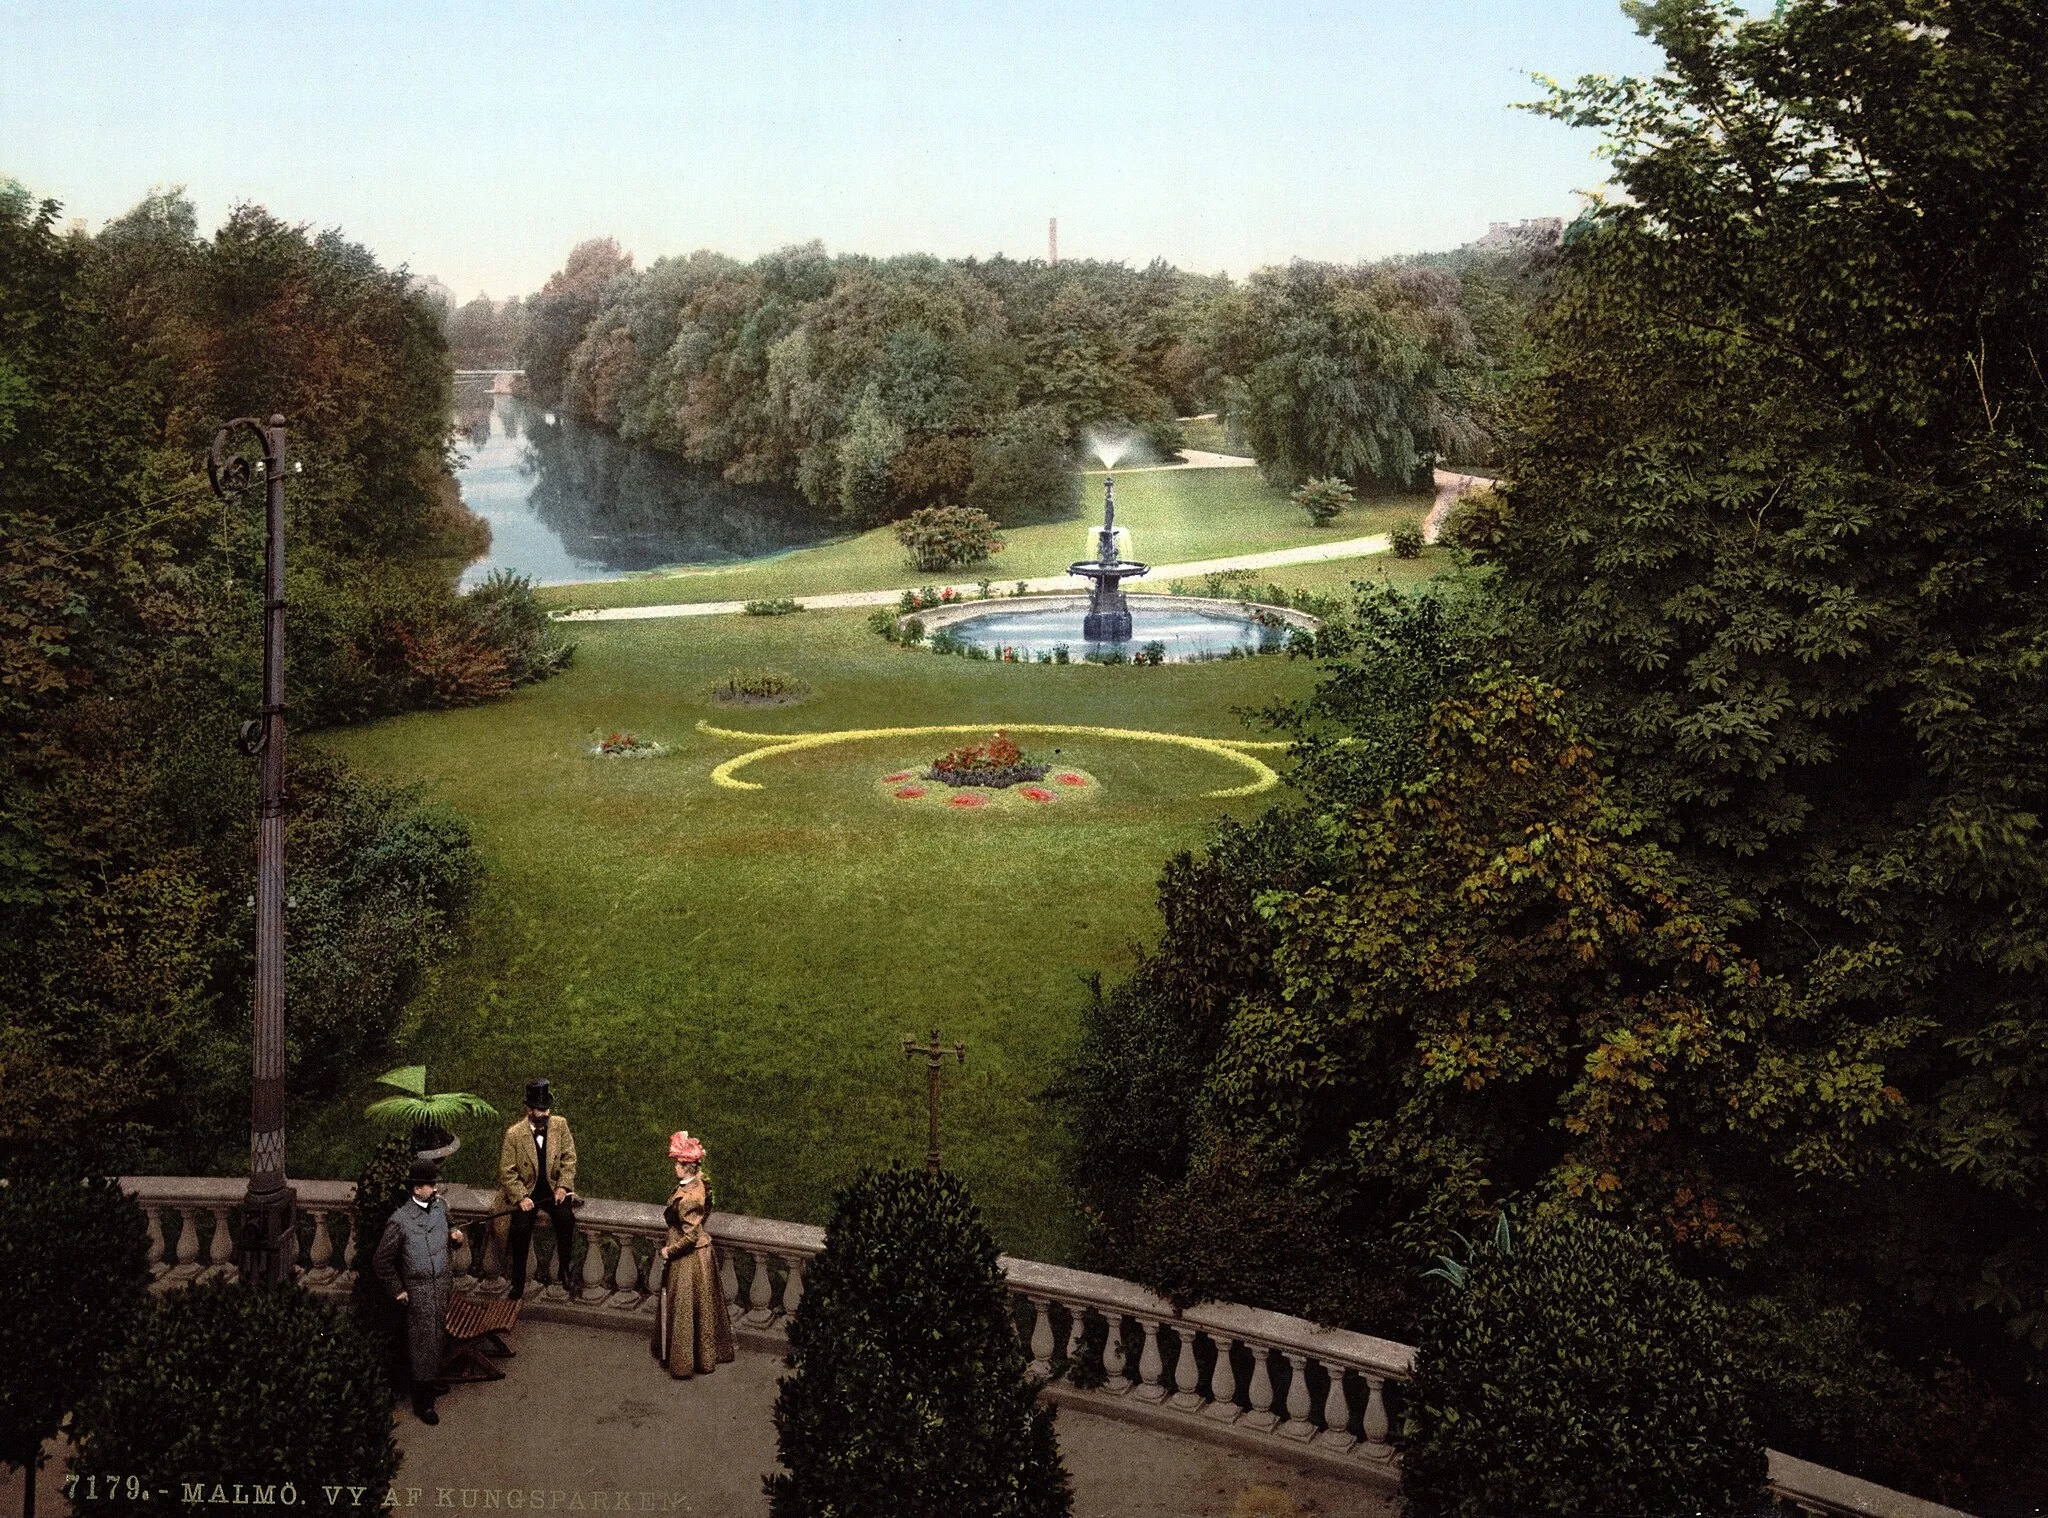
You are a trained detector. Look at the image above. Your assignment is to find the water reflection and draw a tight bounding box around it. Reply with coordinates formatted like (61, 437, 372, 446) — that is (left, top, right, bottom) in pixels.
(455, 393, 841, 590)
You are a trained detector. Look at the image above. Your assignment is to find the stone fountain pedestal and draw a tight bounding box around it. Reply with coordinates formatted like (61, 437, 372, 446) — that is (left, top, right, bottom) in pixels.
(1070, 471, 1147, 642)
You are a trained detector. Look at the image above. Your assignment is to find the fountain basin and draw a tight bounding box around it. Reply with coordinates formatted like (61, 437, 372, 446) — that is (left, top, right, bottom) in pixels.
(902, 594, 1322, 663)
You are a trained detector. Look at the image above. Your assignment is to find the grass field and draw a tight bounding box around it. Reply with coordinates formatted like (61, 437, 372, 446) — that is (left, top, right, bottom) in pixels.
(539, 467, 1432, 613)
(298, 607, 1327, 1261)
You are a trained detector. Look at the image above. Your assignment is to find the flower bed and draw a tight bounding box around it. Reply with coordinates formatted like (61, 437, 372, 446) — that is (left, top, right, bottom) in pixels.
(589, 730, 668, 758)
(874, 765, 1099, 812)
(924, 731, 1049, 790)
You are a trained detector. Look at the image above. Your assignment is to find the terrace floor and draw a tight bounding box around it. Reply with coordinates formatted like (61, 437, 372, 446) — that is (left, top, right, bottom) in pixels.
(4, 1319, 1396, 1518)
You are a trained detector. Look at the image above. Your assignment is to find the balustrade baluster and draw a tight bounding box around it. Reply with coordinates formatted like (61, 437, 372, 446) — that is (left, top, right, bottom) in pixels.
(1203, 1337, 1240, 1423)
(144, 1206, 166, 1277)
(1360, 1374, 1392, 1461)
(206, 1205, 235, 1278)
(1278, 1350, 1315, 1440)
(1026, 1297, 1055, 1380)
(341, 1216, 359, 1281)
(1132, 1316, 1167, 1404)
(1055, 1303, 1080, 1382)
(743, 1249, 777, 1325)
(305, 1210, 335, 1283)
(1242, 1347, 1278, 1431)
(450, 1224, 472, 1283)
(1102, 1312, 1131, 1394)
(1168, 1326, 1204, 1412)
(573, 1228, 606, 1301)
(610, 1233, 642, 1306)
(719, 1247, 742, 1322)
(477, 1221, 505, 1294)
(783, 1256, 805, 1319)
(1319, 1365, 1356, 1451)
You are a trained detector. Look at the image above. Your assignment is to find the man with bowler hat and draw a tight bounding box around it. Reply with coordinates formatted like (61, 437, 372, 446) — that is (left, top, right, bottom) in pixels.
(372, 1157, 465, 1425)
(498, 1078, 578, 1300)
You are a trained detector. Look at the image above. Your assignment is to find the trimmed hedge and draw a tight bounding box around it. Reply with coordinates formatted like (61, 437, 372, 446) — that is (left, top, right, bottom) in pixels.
(1402, 1213, 1768, 1517)
(766, 1164, 1070, 1518)
(70, 1279, 398, 1514)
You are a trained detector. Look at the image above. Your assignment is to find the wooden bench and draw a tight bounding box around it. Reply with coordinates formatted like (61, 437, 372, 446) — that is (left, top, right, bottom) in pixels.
(442, 1294, 521, 1383)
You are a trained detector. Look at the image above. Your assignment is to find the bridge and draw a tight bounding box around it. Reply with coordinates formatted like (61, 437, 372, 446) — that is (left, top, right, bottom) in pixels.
(453, 368, 523, 396)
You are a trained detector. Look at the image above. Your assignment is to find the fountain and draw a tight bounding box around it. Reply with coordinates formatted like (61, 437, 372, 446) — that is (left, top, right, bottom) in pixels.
(1068, 469, 1149, 642)
(896, 430, 1324, 661)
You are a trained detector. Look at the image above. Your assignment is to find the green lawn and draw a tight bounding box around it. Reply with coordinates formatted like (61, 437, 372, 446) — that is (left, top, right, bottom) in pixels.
(539, 467, 1431, 613)
(298, 607, 1326, 1262)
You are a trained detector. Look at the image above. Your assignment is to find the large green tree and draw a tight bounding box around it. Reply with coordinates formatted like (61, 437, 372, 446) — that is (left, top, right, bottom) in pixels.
(1458, 0, 2048, 1355)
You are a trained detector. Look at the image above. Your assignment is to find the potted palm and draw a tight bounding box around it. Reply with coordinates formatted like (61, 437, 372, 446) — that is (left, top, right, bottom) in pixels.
(364, 1065, 498, 1162)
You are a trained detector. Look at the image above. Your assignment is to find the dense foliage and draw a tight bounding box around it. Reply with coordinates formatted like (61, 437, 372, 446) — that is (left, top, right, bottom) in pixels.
(1060, 1, 2048, 1504)
(894, 504, 1006, 572)
(766, 1165, 1070, 1518)
(350, 1129, 419, 1389)
(0, 185, 559, 1174)
(1403, 1214, 1767, 1518)
(70, 1280, 398, 1513)
(0, 1177, 150, 1516)
(513, 240, 1541, 525)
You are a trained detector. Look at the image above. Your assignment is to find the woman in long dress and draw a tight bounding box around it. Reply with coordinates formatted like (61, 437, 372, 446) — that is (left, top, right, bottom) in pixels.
(655, 1130, 736, 1377)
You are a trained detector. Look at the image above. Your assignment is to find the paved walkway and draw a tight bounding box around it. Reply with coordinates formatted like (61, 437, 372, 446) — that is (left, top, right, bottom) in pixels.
(2, 1321, 1396, 1518)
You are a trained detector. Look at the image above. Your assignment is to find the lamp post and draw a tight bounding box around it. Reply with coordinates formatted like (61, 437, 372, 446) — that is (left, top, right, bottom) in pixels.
(208, 414, 298, 1286)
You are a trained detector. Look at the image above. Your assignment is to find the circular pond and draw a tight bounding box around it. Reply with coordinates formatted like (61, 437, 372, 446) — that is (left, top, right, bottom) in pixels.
(910, 594, 1320, 663)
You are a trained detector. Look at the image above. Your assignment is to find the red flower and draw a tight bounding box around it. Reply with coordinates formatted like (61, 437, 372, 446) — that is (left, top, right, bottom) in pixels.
(884, 770, 914, 783)
(1055, 772, 1088, 786)
(1020, 786, 1054, 803)
(894, 786, 926, 799)
(947, 793, 988, 808)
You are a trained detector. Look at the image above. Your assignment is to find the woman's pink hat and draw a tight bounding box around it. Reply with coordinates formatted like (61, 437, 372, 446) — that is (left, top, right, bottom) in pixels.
(668, 1131, 704, 1163)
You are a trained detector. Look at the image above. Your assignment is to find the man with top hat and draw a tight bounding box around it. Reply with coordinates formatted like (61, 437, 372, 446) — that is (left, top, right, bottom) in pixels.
(497, 1078, 578, 1301)
(372, 1157, 465, 1425)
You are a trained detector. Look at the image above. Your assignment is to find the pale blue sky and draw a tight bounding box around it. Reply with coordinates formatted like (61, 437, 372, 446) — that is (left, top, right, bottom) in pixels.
(1, 1, 1669, 299)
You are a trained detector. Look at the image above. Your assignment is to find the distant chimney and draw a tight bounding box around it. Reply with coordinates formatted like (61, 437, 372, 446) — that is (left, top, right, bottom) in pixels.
(1049, 217, 1058, 267)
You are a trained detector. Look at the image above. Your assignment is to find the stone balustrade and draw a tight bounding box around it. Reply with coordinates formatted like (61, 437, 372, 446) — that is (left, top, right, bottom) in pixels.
(117, 1178, 1972, 1518)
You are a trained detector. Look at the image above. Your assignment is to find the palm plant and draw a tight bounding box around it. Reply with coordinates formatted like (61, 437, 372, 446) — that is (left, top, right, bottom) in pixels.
(363, 1066, 498, 1151)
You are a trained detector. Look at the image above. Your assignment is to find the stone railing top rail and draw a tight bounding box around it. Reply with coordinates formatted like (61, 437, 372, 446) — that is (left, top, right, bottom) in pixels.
(117, 1178, 1973, 1518)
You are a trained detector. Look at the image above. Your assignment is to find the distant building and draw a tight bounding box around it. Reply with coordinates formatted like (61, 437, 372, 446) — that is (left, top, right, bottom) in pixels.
(1474, 217, 1564, 252)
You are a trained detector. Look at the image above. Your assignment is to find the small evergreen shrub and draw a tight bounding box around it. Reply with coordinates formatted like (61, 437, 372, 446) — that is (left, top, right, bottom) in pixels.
(894, 505, 1005, 572)
(1390, 519, 1426, 558)
(766, 1165, 1070, 1518)
(71, 1279, 398, 1511)
(1402, 1213, 1768, 1517)
(0, 1176, 150, 1508)
(1292, 476, 1353, 525)
(743, 597, 804, 616)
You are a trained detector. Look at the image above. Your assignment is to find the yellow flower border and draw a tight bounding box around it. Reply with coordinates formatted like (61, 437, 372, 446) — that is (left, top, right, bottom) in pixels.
(696, 721, 1290, 799)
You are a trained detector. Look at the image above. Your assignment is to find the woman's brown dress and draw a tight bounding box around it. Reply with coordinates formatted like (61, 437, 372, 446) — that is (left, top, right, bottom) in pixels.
(655, 1176, 736, 1377)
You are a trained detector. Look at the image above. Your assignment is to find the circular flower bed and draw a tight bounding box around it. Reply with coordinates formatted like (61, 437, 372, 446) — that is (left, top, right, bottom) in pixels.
(875, 766, 1098, 812)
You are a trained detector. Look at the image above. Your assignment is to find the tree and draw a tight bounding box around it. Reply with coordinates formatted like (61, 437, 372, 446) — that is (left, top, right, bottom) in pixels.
(0, 1177, 149, 1518)
(766, 1165, 1070, 1518)
(520, 237, 633, 406)
(1403, 1213, 1767, 1517)
(1461, 0, 2048, 1372)
(70, 1280, 398, 1510)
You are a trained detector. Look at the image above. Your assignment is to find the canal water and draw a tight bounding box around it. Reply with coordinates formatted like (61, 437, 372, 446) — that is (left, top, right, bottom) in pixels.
(454, 392, 842, 590)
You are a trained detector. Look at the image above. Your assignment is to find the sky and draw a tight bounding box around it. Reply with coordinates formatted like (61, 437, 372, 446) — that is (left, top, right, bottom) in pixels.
(0, 1, 1671, 301)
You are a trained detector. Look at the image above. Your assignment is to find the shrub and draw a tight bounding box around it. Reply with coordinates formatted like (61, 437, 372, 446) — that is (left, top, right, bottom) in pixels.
(0, 1176, 150, 1514)
(744, 597, 804, 616)
(1390, 519, 1426, 558)
(894, 505, 1005, 573)
(1292, 476, 1354, 525)
(766, 1165, 1070, 1518)
(1403, 1213, 1767, 1517)
(460, 568, 576, 684)
(71, 1279, 398, 1510)
(350, 1130, 418, 1390)
(713, 670, 811, 701)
